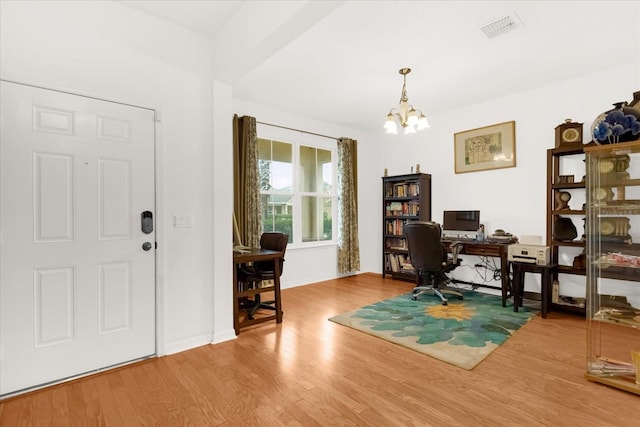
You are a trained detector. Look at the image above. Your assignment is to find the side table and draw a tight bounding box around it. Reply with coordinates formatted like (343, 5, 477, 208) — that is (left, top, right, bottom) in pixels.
(233, 248, 283, 335)
(510, 262, 558, 319)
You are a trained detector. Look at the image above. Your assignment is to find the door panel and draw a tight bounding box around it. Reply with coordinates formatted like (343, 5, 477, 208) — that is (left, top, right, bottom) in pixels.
(98, 261, 132, 333)
(98, 158, 132, 239)
(0, 81, 156, 396)
(34, 266, 75, 346)
(34, 152, 75, 242)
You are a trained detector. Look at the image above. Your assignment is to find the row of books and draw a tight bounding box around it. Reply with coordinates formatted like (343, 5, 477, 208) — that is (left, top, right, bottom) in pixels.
(385, 218, 409, 236)
(385, 182, 420, 198)
(385, 253, 415, 274)
(385, 237, 407, 250)
(385, 201, 419, 216)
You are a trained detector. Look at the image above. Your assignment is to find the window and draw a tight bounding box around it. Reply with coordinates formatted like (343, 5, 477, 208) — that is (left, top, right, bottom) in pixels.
(299, 145, 333, 242)
(258, 135, 335, 245)
(258, 139, 293, 238)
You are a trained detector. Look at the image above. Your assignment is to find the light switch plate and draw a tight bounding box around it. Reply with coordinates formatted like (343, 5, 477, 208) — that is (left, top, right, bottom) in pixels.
(173, 213, 192, 228)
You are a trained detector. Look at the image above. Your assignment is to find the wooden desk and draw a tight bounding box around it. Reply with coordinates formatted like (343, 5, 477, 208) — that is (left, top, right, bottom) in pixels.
(233, 248, 283, 335)
(510, 262, 558, 318)
(443, 240, 513, 307)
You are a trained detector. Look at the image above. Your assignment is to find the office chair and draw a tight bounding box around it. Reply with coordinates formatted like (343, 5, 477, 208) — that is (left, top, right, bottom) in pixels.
(404, 221, 464, 305)
(237, 232, 288, 320)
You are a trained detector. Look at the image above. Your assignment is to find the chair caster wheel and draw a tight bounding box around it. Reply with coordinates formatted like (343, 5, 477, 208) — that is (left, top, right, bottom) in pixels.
(442, 301, 448, 306)
(457, 296, 464, 300)
(412, 296, 417, 301)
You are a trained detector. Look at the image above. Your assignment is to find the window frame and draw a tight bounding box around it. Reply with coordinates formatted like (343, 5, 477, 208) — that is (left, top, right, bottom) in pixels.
(257, 124, 337, 248)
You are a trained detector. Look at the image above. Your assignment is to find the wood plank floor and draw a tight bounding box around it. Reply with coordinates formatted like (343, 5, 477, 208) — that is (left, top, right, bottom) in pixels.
(1, 273, 638, 426)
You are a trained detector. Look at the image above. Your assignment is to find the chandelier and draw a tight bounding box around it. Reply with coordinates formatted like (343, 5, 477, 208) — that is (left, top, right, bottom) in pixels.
(384, 68, 430, 135)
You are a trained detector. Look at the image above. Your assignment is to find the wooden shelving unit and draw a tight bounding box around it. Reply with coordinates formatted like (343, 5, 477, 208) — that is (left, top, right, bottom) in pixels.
(546, 142, 595, 315)
(382, 173, 431, 282)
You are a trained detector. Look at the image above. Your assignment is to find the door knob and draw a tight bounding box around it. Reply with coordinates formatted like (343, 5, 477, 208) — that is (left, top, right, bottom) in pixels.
(142, 242, 152, 251)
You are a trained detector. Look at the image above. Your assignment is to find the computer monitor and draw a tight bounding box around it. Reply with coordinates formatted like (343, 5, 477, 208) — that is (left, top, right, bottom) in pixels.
(442, 210, 480, 238)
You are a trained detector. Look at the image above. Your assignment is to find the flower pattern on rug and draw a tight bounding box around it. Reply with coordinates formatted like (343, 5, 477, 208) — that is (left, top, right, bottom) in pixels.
(330, 290, 536, 369)
(354, 291, 532, 348)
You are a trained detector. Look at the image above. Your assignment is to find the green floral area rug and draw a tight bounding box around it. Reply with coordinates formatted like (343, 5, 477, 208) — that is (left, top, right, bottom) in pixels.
(329, 291, 536, 370)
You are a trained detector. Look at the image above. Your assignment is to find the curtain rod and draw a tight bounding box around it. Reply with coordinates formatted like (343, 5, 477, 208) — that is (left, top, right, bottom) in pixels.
(256, 121, 338, 141)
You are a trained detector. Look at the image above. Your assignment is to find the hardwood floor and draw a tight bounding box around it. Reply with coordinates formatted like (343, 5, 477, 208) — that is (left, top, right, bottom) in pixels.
(1, 273, 638, 426)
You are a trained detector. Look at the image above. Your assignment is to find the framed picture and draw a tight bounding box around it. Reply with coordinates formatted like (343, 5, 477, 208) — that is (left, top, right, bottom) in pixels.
(454, 121, 516, 174)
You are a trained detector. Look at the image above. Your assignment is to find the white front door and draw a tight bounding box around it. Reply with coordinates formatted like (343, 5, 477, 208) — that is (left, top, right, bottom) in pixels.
(0, 81, 156, 396)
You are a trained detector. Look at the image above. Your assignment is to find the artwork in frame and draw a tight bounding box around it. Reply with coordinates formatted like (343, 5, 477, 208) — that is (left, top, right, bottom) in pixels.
(454, 121, 516, 174)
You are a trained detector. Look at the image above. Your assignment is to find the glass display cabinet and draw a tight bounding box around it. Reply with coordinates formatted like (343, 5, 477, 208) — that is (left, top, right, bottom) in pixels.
(585, 140, 640, 395)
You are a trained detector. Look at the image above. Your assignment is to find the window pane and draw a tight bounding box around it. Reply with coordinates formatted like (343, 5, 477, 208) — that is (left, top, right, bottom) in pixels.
(260, 194, 293, 240)
(322, 196, 332, 241)
(301, 196, 318, 242)
(318, 148, 332, 195)
(258, 139, 292, 191)
(301, 196, 332, 242)
(258, 139, 271, 161)
(272, 141, 292, 191)
(300, 146, 331, 194)
(299, 146, 316, 192)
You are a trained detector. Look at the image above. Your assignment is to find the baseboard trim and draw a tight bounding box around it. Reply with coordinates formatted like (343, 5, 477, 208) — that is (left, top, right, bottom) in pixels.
(164, 334, 212, 355)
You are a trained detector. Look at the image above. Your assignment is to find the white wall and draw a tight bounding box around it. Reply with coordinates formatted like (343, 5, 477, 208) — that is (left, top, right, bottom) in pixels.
(0, 0, 234, 354)
(367, 64, 640, 296)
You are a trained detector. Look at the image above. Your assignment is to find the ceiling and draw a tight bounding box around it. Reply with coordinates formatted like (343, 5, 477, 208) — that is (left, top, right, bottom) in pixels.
(119, 0, 640, 133)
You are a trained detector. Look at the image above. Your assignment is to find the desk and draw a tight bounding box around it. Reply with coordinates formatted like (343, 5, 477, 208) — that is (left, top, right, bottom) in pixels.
(510, 262, 558, 318)
(443, 240, 513, 307)
(233, 248, 283, 335)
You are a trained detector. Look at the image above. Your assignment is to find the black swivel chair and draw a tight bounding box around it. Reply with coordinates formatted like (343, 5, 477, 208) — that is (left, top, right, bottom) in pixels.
(404, 221, 464, 305)
(237, 232, 289, 320)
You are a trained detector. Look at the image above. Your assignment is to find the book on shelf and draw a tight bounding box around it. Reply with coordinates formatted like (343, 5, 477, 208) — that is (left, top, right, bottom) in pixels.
(388, 254, 400, 272)
(385, 253, 415, 274)
(388, 181, 420, 198)
(386, 201, 420, 217)
(385, 218, 408, 235)
(385, 237, 407, 250)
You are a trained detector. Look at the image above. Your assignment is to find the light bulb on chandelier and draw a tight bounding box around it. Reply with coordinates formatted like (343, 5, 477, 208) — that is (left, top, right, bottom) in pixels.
(384, 68, 430, 135)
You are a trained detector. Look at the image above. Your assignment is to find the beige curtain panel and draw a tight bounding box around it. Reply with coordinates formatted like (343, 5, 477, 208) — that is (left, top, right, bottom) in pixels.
(337, 137, 360, 273)
(232, 114, 262, 248)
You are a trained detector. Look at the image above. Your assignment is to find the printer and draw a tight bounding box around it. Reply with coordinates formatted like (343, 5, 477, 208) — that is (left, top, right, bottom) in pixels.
(508, 244, 550, 265)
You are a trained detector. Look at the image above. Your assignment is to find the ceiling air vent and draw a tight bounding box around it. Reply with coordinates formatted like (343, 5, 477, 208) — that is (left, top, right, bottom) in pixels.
(480, 13, 523, 39)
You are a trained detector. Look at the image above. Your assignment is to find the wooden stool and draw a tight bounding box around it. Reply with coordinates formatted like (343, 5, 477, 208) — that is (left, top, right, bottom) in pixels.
(510, 262, 558, 318)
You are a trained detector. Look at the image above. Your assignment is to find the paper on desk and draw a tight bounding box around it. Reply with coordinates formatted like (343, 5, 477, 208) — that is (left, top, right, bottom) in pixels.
(519, 235, 542, 245)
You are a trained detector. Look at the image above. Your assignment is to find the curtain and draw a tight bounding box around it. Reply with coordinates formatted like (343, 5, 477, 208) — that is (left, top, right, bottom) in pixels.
(337, 137, 360, 273)
(232, 114, 262, 248)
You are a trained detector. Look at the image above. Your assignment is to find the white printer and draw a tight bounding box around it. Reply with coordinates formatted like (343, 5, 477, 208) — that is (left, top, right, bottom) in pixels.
(508, 244, 550, 265)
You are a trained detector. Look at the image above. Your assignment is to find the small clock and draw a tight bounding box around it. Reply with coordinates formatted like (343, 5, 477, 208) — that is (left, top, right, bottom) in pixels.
(599, 217, 631, 239)
(598, 159, 615, 174)
(555, 191, 571, 210)
(612, 155, 631, 185)
(562, 128, 580, 143)
(555, 119, 583, 147)
(592, 187, 613, 202)
(599, 220, 615, 235)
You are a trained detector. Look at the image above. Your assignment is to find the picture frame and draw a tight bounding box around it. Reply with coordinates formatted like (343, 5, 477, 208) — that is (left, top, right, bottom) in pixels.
(454, 121, 516, 174)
